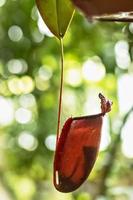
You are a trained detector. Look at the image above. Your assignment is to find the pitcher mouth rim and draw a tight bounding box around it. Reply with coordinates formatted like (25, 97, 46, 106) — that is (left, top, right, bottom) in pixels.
(93, 11, 133, 22)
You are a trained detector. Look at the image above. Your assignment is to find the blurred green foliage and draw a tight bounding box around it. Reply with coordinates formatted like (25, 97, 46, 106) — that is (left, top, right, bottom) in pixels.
(0, 0, 133, 200)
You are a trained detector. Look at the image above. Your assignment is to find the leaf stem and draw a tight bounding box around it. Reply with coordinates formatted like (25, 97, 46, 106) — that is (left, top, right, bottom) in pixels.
(56, 38, 64, 146)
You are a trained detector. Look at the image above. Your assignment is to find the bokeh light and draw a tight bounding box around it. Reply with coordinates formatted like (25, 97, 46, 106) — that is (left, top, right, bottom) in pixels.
(38, 66, 53, 81)
(0, 0, 6, 7)
(121, 112, 133, 158)
(63, 89, 77, 115)
(32, 28, 44, 43)
(19, 76, 35, 94)
(31, 6, 38, 21)
(0, 186, 10, 200)
(82, 57, 106, 82)
(12, 176, 36, 200)
(65, 68, 82, 87)
(118, 74, 133, 114)
(100, 116, 111, 151)
(18, 131, 38, 151)
(115, 40, 131, 69)
(0, 96, 14, 126)
(19, 94, 36, 108)
(8, 76, 35, 95)
(35, 66, 52, 91)
(8, 25, 23, 42)
(83, 90, 101, 115)
(7, 59, 28, 74)
(8, 77, 22, 95)
(15, 108, 32, 124)
(45, 135, 56, 151)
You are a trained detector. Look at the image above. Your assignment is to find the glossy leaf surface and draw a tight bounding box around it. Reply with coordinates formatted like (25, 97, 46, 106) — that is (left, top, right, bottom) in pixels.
(53, 94, 112, 193)
(72, 0, 133, 22)
(36, 0, 74, 38)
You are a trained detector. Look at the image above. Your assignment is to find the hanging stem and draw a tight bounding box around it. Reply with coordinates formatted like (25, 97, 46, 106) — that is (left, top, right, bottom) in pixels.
(56, 38, 64, 145)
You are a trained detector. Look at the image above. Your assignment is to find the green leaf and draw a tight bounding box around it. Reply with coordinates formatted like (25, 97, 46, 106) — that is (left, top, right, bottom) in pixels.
(36, 0, 74, 39)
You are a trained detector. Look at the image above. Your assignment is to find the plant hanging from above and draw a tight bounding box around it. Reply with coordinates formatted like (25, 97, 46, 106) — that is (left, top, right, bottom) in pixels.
(35, 0, 112, 193)
(53, 93, 112, 192)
